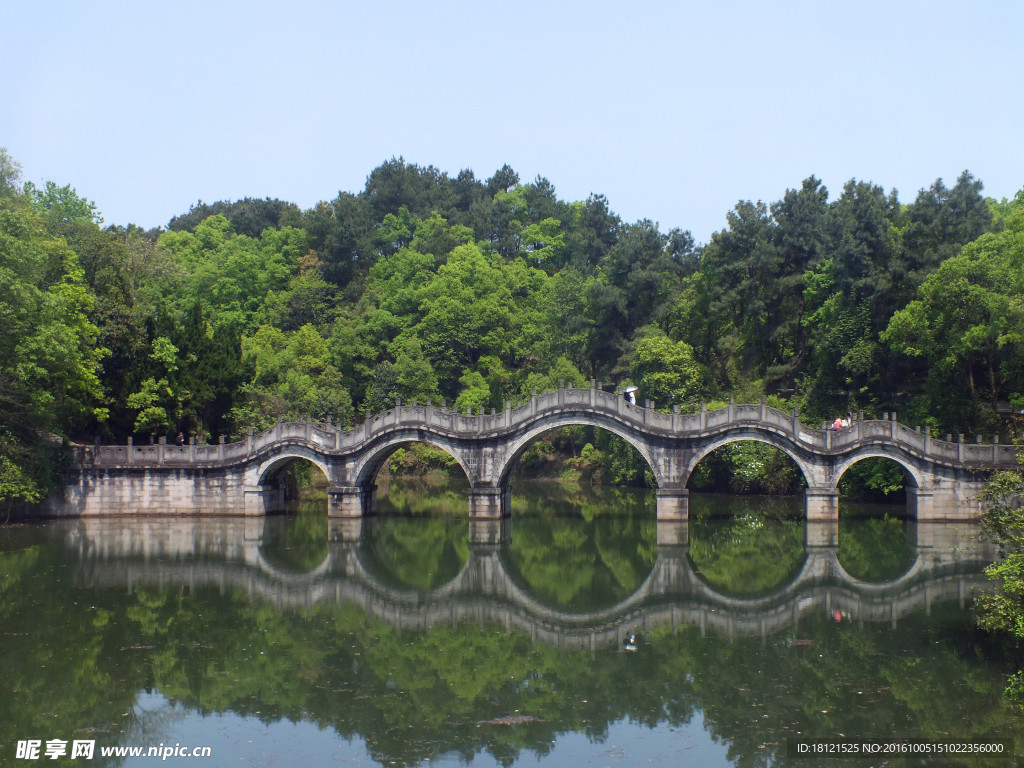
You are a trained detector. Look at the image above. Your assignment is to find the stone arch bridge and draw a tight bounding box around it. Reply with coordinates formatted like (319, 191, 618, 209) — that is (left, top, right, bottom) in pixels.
(59, 383, 1017, 521)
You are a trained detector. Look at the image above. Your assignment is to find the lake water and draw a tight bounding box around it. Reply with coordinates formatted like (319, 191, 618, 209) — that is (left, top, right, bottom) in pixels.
(1, 480, 1022, 767)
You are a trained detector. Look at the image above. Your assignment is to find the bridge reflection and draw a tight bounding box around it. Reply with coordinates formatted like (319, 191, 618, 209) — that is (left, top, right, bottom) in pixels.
(65, 516, 996, 650)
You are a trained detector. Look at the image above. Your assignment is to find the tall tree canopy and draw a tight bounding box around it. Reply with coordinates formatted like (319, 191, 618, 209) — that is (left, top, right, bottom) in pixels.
(0, 148, 1017, 501)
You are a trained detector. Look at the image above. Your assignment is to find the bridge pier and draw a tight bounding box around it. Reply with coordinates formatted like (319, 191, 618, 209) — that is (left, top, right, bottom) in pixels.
(243, 487, 281, 516)
(655, 489, 689, 522)
(907, 481, 986, 521)
(804, 488, 839, 522)
(328, 486, 371, 518)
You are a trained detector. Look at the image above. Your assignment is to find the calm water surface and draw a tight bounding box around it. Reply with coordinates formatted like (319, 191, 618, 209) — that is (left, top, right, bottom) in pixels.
(1, 481, 1021, 767)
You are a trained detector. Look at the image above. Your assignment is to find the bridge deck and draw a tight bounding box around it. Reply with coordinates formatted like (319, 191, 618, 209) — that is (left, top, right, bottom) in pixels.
(82, 386, 1018, 470)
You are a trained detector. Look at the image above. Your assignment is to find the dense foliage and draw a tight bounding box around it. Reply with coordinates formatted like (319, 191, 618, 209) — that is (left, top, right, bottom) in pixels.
(2, 146, 1023, 505)
(977, 457, 1024, 711)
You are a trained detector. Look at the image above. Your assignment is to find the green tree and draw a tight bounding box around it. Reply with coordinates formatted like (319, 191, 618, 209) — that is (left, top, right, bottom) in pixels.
(0, 199, 106, 501)
(976, 456, 1024, 711)
(156, 215, 306, 331)
(882, 190, 1024, 431)
(24, 180, 102, 226)
(0, 147, 22, 198)
(899, 171, 993, 297)
(126, 335, 183, 435)
(630, 326, 707, 409)
(392, 335, 440, 404)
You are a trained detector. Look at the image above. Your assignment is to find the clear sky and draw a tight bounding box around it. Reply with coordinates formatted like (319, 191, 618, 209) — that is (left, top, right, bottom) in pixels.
(5, 0, 1022, 244)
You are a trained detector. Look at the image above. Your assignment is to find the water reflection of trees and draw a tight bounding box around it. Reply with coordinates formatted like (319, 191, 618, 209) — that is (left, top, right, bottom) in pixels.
(259, 502, 329, 572)
(503, 484, 658, 610)
(0, 498, 1018, 768)
(837, 503, 916, 582)
(1, 523, 1018, 768)
(687, 495, 806, 596)
(362, 516, 470, 590)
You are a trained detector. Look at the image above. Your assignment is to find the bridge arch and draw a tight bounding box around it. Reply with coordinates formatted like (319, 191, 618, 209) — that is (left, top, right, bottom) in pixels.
(494, 415, 660, 489)
(831, 449, 922, 493)
(350, 434, 473, 489)
(684, 430, 818, 490)
(250, 446, 334, 489)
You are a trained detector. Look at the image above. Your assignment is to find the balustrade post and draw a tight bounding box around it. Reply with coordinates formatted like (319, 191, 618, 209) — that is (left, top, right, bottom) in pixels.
(673, 404, 680, 431)
(218, 435, 225, 461)
(924, 425, 931, 454)
(126, 436, 133, 464)
(791, 408, 800, 436)
(364, 411, 372, 440)
(728, 395, 735, 422)
(305, 415, 311, 441)
(505, 400, 511, 428)
(158, 435, 165, 465)
(993, 436, 999, 463)
(958, 434, 964, 462)
(558, 380, 565, 407)
(276, 416, 282, 442)
(531, 389, 538, 417)
(590, 379, 596, 407)
(478, 407, 484, 434)
(247, 427, 254, 454)
(760, 395, 766, 421)
(700, 404, 707, 431)
(189, 436, 195, 463)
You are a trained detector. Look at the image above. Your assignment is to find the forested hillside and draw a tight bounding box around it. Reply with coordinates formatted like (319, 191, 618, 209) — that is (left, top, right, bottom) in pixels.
(1, 147, 1022, 504)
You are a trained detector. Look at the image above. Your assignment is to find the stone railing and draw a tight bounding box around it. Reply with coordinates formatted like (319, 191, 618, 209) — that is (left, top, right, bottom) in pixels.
(84, 383, 1019, 469)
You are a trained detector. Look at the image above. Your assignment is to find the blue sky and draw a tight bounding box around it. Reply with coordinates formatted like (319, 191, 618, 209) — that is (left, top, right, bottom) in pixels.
(5, 0, 1022, 243)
